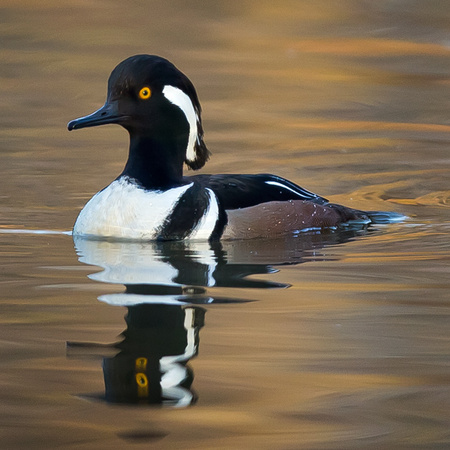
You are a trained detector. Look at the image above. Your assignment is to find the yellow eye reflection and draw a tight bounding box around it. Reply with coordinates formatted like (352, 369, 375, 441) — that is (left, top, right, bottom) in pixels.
(139, 86, 151, 100)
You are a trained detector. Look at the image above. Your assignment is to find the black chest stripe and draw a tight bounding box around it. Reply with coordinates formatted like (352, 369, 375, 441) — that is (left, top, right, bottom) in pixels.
(156, 184, 213, 240)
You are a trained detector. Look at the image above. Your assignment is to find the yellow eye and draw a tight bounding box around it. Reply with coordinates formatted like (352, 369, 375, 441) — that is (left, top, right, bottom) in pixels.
(139, 86, 151, 100)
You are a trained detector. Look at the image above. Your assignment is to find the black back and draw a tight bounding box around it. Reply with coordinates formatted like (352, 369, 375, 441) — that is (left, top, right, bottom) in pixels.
(187, 173, 328, 210)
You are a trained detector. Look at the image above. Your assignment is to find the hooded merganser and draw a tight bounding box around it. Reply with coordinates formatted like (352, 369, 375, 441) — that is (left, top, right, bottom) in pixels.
(68, 54, 403, 241)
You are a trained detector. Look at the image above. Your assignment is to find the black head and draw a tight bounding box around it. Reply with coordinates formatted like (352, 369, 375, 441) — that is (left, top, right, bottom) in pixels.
(68, 55, 210, 170)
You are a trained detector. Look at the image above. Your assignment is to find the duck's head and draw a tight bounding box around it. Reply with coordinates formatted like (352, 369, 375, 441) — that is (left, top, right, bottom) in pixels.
(68, 54, 210, 170)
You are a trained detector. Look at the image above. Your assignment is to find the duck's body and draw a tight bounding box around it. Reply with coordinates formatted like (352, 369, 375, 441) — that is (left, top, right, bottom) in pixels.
(69, 55, 402, 241)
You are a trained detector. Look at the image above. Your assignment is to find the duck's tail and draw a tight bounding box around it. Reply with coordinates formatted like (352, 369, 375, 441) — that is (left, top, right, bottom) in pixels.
(329, 204, 407, 226)
(365, 210, 408, 224)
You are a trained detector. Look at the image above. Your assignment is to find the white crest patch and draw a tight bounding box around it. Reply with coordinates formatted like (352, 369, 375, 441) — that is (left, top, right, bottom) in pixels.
(162, 85, 197, 163)
(73, 177, 193, 240)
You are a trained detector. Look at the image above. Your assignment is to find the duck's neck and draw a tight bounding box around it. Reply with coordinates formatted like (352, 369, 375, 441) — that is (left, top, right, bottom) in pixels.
(120, 134, 186, 190)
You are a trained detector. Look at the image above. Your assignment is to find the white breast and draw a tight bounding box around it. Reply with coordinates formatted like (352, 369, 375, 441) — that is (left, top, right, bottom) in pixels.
(73, 177, 209, 240)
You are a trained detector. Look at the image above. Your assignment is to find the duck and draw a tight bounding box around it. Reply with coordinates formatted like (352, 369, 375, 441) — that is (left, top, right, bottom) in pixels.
(68, 54, 403, 241)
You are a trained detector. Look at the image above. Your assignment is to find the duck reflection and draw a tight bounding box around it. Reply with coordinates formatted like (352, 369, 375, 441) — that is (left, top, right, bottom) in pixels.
(75, 238, 294, 292)
(74, 230, 365, 292)
(69, 230, 366, 406)
(102, 303, 205, 406)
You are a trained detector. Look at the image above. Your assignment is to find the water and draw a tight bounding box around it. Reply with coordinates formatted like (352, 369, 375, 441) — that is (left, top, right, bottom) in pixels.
(1, 1, 449, 448)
